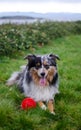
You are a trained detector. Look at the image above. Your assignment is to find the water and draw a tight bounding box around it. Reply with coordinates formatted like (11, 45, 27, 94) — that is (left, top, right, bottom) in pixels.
(0, 18, 41, 24)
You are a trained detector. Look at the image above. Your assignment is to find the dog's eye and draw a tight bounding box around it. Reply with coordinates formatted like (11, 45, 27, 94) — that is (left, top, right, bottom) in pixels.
(36, 63, 41, 69)
(44, 65, 49, 69)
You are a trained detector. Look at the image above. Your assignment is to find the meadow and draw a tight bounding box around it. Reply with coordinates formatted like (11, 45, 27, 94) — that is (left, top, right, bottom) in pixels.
(0, 22, 81, 130)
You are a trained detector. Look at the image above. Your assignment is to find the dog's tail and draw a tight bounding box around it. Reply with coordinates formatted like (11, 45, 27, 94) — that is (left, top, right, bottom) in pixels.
(6, 65, 26, 86)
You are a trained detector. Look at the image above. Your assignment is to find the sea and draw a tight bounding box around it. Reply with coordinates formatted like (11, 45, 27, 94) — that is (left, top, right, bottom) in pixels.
(0, 18, 44, 25)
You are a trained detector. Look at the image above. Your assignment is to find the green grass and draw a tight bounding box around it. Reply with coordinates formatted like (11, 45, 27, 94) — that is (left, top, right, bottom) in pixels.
(0, 35, 81, 130)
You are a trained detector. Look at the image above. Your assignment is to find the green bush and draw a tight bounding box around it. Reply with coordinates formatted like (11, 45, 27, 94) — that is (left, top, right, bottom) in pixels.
(0, 21, 81, 56)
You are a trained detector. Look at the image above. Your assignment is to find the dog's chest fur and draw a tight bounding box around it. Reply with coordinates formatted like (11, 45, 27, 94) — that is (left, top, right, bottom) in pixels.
(23, 81, 59, 102)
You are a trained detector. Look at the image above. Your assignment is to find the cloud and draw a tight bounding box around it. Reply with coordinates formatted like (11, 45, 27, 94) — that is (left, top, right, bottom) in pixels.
(0, 0, 81, 13)
(1, 0, 81, 3)
(54, 0, 81, 3)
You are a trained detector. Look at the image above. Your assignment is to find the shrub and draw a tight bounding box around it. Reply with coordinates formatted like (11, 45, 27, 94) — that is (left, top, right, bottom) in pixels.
(0, 21, 81, 56)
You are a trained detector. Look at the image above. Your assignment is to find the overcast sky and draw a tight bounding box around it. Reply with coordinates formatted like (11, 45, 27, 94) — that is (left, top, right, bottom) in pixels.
(0, 0, 81, 13)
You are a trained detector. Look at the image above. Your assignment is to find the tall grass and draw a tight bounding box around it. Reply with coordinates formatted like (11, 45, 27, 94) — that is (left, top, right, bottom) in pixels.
(0, 34, 81, 130)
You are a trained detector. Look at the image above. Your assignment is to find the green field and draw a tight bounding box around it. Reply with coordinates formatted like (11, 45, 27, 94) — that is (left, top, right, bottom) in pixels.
(0, 34, 81, 130)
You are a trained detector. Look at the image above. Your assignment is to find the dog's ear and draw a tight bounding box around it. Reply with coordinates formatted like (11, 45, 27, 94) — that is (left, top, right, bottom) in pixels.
(49, 54, 60, 60)
(24, 54, 36, 61)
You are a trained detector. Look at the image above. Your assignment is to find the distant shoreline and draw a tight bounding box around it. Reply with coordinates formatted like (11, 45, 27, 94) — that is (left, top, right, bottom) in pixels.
(0, 15, 43, 20)
(0, 17, 44, 25)
(0, 12, 81, 21)
(0, 12, 81, 23)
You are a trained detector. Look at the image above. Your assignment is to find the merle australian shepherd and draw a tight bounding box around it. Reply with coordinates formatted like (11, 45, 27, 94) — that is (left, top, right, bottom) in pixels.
(7, 54, 60, 114)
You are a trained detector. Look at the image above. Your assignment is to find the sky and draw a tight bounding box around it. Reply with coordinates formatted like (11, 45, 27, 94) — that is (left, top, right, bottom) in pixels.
(0, 0, 81, 13)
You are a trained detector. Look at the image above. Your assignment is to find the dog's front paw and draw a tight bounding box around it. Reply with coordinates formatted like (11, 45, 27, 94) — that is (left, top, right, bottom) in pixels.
(41, 104, 47, 110)
(50, 111, 56, 115)
(38, 101, 47, 110)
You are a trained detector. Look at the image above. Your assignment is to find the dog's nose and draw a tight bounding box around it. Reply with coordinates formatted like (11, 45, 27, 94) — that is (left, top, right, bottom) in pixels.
(41, 72, 45, 77)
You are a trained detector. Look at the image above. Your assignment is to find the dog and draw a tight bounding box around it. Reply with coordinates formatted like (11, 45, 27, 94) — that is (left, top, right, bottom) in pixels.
(6, 54, 60, 114)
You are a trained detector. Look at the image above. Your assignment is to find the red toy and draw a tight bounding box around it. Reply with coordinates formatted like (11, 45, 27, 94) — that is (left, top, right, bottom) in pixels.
(21, 97, 36, 110)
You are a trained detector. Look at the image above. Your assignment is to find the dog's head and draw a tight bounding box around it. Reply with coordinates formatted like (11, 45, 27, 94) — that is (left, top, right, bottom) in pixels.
(24, 54, 60, 86)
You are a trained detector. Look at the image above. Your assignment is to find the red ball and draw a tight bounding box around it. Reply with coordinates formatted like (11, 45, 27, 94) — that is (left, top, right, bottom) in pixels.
(21, 97, 36, 110)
